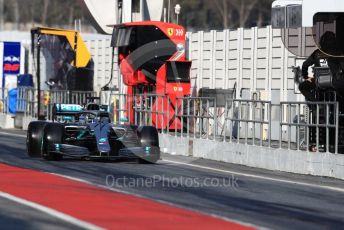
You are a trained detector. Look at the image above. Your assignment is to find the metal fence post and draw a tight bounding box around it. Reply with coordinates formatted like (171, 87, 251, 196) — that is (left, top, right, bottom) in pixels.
(268, 102, 271, 148)
(335, 102, 339, 154)
(214, 100, 217, 141)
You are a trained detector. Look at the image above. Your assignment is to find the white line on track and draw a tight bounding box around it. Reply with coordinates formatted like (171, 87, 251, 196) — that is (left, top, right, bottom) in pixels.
(0, 192, 105, 230)
(0, 132, 26, 138)
(162, 159, 344, 193)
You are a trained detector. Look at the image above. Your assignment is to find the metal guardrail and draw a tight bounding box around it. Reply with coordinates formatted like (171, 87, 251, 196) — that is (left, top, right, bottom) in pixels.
(104, 93, 341, 153)
(132, 94, 166, 127)
(45, 90, 97, 120)
(14, 88, 343, 154)
(107, 93, 132, 124)
(17, 87, 37, 118)
(280, 101, 339, 154)
(176, 97, 217, 140)
(224, 99, 271, 147)
(17, 87, 97, 119)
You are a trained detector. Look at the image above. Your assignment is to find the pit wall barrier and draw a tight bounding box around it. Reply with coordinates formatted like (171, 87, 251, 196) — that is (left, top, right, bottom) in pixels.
(159, 134, 344, 180)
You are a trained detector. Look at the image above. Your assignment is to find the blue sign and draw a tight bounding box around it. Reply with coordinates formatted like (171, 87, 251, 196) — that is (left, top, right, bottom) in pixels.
(2, 42, 21, 87)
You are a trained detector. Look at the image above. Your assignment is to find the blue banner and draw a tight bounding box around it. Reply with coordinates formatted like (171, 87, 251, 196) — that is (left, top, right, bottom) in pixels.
(3, 42, 21, 87)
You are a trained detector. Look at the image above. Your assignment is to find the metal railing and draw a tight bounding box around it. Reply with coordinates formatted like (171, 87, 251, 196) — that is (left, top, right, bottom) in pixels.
(103, 93, 342, 153)
(133, 94, 168, 128)
(17, 87, 97, 120)
(223, 99, 272, 147)
(176, 97, 217, 139)
(12, 88, 344, 154)
(17, 87, 37, 118)
(108, 93, 132, 124)
(280, 101, 339, 154)
(45, 90, 97, 120)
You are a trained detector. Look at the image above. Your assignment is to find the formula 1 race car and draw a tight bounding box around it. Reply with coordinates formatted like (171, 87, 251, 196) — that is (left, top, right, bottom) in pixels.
(26, 101, 160, 163)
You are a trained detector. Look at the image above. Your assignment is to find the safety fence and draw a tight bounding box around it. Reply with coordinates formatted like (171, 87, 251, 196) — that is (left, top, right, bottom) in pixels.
(13, 88, 342, 154)
(279, 101, 340, 153)
(17, 87, 97, 120)
(105, 93, 340, 154)
(223, 100, 272, 147)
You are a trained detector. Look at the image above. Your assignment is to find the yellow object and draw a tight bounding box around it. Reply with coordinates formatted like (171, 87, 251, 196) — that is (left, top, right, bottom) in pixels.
(43, 92, 50, 106)
(32, 27, 91, 68)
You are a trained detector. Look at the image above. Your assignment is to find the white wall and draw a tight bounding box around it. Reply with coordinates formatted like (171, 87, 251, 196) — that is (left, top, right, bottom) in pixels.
(84, 39, 119, 92)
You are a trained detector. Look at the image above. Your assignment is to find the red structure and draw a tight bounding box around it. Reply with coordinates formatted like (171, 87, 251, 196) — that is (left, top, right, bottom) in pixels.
(111, 21, 191, 129)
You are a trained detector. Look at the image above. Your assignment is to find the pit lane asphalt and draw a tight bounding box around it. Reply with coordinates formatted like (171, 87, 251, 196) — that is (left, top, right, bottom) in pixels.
(0, 198, 84, 230)
(1, 130, 344, 230)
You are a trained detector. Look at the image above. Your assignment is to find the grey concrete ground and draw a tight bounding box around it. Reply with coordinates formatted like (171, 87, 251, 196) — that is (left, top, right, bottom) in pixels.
(0, 130, 344, 229)
(0, 198, 83, 230)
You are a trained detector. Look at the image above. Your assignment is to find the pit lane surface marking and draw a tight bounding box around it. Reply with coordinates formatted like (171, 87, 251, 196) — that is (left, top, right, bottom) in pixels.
(0, 163, 253, 230)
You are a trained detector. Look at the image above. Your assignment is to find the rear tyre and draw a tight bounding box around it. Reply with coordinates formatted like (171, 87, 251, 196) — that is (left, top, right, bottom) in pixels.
(42, 123, 64, 161)
(27, 121, 47, 157)
(137, 126, 160, 164)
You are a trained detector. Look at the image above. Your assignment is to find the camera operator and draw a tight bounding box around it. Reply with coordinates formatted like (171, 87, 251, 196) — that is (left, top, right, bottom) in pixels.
(299, 31, 337, 101)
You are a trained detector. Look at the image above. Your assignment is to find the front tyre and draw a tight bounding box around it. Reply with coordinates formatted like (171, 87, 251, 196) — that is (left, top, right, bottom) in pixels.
(42, 123, 65, 161)
(27, 121, 47, 157)
(137, 146, 160, 164)
(137, 126, 160, 164)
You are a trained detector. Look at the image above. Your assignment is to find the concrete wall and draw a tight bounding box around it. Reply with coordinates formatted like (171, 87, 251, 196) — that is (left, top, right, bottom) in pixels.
(22, 116, 37, 131)
(0, 114, 14, 129)
(159, 133, 344, 180)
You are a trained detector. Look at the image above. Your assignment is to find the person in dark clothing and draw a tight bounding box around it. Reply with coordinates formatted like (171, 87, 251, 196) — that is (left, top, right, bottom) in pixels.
(299, 50, 323, 101)
(299, 31, 337, 101)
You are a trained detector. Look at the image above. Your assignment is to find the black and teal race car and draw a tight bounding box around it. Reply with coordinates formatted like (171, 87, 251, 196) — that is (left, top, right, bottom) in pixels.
(26, 103, 160, 163)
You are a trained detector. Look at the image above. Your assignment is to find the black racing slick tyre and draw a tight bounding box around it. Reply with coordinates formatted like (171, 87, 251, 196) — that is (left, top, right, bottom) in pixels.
(42, 123, 65, 161)
(27, 121, 47, 157)
(137, 126, 160, 164)
(137, 126, 159, 147)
